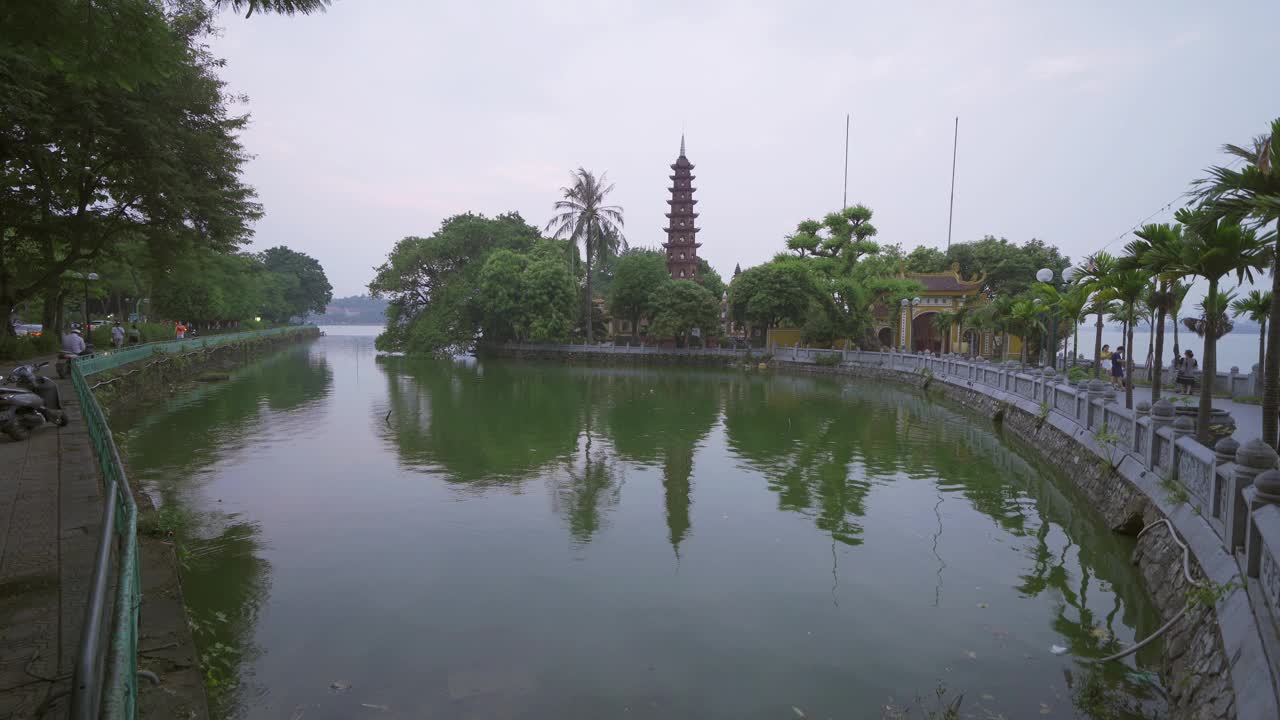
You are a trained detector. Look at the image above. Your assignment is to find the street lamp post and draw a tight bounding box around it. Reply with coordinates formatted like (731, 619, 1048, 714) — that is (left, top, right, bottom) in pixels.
(900, 298, 910, 351)
(69, 271, 99, 351)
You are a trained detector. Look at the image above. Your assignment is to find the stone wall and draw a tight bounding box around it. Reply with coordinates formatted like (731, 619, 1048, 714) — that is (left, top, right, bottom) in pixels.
(776, 360, 1259, 720)
(92, 327, 319, 419)
(480, 344, 745, 367)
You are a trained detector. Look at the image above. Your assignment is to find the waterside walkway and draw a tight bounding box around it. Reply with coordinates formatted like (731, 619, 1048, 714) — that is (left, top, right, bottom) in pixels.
(0, 362, 99, 718)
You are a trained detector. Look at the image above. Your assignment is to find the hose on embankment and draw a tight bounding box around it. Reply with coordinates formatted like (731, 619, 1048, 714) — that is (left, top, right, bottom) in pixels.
(1094, 518, 1198, 664)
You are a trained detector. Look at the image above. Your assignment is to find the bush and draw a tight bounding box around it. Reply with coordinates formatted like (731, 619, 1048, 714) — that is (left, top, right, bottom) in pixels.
(0, 332, 58, 362)
(814, 352, 842, 366)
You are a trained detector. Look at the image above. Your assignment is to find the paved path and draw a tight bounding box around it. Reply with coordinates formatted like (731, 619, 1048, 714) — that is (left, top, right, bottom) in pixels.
(0, 364, 102, 719)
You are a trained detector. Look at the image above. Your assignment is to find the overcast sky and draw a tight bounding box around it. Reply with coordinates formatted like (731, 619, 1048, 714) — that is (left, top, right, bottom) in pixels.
(210, 0, 1280, 301)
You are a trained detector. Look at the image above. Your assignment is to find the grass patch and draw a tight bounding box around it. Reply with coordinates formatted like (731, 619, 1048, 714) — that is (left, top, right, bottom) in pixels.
(1157, 474, 1190, 505)
(1234, 395, 1262, 405)
(138, 504, 193, 538)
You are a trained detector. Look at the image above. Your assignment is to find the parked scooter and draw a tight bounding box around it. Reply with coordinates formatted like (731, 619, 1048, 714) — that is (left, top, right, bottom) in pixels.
(55, 350, 90, 379)
(0, 362, 69, 441)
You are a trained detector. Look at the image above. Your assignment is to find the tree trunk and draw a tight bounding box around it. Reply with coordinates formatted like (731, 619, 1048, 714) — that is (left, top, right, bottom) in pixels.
(1072, 323, 1079, 369)
(1152, 299, 1166, 403)
(1265, 225, 1280, 447)
(1260, 318, 1267, 381)
(1093, 302, 1104, 378)
(1125, 305, 1135, 409)
(584, 229, 594, 344)
(1199, 279, 1219, 446)
(0, 298, 14, 339)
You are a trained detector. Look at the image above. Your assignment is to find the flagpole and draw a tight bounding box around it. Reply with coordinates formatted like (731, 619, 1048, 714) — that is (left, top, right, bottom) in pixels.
(947, 116, 958, 251)
(842, 114, 850, 209)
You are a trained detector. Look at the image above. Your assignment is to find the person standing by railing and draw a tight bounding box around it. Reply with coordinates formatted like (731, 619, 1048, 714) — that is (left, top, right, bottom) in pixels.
(110, 322, 125, 349)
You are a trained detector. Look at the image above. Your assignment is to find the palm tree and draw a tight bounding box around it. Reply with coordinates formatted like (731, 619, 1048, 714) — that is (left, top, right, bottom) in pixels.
(1097, 269, 1150, 409)
(1193, 117, 1280, 447)
(1231, 289, 1273, 376)
(546, 168, 626, 344)
(1169, 280, 1191, 365)
(931, 312, 955, 353)
(1073, 252, 1119, 379)
(1058, 284, 1091, 368)
(217, 0, 331, 17)
(1169, 207, 1270, 444)
(1125, 223, 1184, 401)
(1008, 299, 1044, 367)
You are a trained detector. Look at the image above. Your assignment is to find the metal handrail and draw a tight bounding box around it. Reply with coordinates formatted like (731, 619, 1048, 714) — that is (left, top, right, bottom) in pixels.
(68, 325, 315, 718)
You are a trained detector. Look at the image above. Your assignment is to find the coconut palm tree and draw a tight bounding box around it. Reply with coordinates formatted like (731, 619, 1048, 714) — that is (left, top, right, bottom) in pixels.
(1073, 252, 1119, 379)
(1168, 207, 1270, 444)
(1193, 117, 1280, 446)
(1231, 289, 1273, 376)
(546, 169, 626, 344)
(1058, 284, 1091, 369)
(1124, 223, 1184, 401)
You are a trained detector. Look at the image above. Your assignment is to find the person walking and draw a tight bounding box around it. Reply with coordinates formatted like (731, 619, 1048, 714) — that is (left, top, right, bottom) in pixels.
(1176, 350, 1198, 395)
(175, 321, 187, 340)
(128, 324, 141, 345)
(110, 322, 125, 349)
(1110, 346, 1126, 389)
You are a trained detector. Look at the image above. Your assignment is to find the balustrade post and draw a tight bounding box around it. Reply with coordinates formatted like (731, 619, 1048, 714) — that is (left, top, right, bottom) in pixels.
(1135, 401, 1150, 454)
(1235, 440, 1280, 555)
(1246, 469, 1280, 577)
(1087, 380, 1107, 429)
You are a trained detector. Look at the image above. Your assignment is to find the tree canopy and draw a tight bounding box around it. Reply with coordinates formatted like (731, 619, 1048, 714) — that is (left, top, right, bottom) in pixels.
(0, 0, 261, 334)
(369, 212, 564, 353)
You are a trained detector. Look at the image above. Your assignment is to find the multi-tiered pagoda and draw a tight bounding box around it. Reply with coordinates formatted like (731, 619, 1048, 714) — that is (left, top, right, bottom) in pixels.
(662, 136, 700, 280)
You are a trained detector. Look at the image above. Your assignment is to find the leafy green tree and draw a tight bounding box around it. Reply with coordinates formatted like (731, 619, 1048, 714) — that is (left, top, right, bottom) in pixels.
(948, 236, 1070, 297)
(1194, 118, 1280, 447)
(1168, 208, 1269, 441)
(0, 0, 261, 337)
(648, 280, 720, 347)
(1096, 269, 1149, 408)
(1231, 289, 1272, 375)
(369, 212, 542, 354)
(476, 249, 525, 342)
(905, 246, 949, 273)
(785, 205, 879, 270)
(728, 262, 818, 331)
(696, 257, 726, 300)
(607, 249, 669, 338)
(520, 243, 578, 342)
(260, 246, 333, 319)
(545, 168, 626, 344)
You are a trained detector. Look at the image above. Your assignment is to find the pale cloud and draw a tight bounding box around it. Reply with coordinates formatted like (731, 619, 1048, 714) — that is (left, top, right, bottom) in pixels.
(210, 0, 1280, 297)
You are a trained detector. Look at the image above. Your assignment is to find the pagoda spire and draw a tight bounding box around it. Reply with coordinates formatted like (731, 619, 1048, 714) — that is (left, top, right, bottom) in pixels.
(662, 135, 700, 280)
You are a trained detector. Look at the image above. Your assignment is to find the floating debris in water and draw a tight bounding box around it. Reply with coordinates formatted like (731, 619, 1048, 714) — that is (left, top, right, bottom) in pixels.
(1050, 644, 1068, 655)
(360, 703, 390, 712)
(791, 705, 807, 718)
(330, 680, 352, 692)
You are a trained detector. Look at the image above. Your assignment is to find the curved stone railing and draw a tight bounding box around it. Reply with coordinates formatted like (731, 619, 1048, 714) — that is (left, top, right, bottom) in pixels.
(774, 346, 1280, 720)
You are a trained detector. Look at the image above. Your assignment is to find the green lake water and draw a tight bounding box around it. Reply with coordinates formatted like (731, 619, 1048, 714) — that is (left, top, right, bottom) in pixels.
(114, 326, 1166, 719)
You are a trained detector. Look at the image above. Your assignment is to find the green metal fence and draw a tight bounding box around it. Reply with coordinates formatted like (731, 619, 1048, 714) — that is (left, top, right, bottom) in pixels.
(77, 325, 307, 376)
(68, 325, 315, 718)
